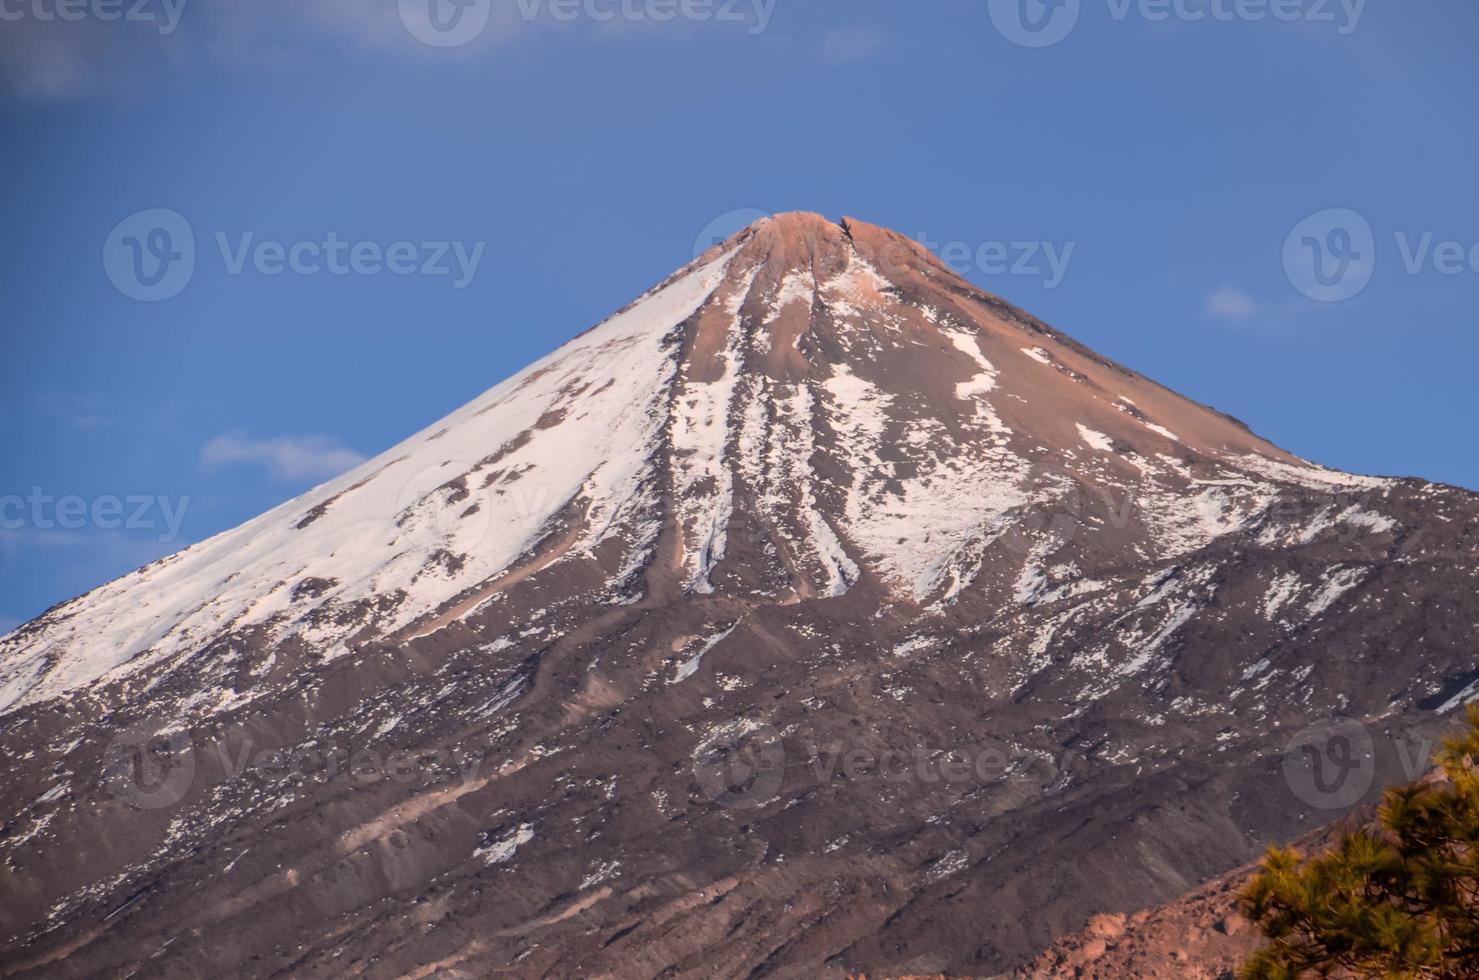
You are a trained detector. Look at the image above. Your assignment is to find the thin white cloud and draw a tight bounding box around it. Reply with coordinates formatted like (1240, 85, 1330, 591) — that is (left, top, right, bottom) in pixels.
(0, 0, 524, 101)
(1204, 285, 1262, 322)
(32, 392, 117, 432)
(1, 0, 774, 101)
(202, 432, 366, 483)
(818, 27, 883, 65)
(0, 615, 21, 637)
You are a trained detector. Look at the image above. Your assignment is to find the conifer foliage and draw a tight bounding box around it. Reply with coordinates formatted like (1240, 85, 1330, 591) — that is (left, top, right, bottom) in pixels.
(1241, 706, 1479, 978)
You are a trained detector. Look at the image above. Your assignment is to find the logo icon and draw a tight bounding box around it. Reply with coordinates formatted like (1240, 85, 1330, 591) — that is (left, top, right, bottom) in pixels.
(986, 0, 1081, 48)
(399, 0, 492, 48)
(393, 459, 500, 552)
(692, 208, 772, 262)
(101, 720, 196, 810)
(999, 470, 1088, 556)
(1283, 208, 1376, 303)
(1281, 717, 1375, 810)
(693, 722, 785, 810)
(103, 208, 195, 302)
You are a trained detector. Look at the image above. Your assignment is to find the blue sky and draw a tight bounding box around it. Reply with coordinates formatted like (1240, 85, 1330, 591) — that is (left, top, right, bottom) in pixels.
(2, 0, 1477, 627)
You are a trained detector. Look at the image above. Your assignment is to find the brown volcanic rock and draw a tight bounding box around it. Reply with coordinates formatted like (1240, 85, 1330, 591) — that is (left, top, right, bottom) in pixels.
(1021, 868, 1261, 978)
(1, 214, 1478, 978)
(1019, 813, 1368, 979)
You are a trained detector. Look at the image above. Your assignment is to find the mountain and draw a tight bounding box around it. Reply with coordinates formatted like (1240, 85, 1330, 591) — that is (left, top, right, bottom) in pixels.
(3, 212, 1477, 978)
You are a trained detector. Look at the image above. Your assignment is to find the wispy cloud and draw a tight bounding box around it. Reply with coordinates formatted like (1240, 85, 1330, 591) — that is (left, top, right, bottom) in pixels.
(1, 0, 774, 102)
(1204, 285, 1262, 322)
(818, 27, 883, 65)
(0, 1, 520, 101)
(31, 391, 117, 432)
(201, 432, 366, 483)
(0, 615, 20, 638)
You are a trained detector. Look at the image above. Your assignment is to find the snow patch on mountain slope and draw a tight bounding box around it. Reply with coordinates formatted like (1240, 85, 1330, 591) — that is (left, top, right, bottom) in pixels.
(475, 823, 535, 865)
(1261, 572, 1303, 620)
(1232, 454, 1394, 491)
(809, 515, 860, 597)
(945, 330, 998, 398)
(1338, 506, 1396, 535)
(1134, 476, 1272, 560)
(1307, 566, 1369, 618)
(1437, 679, 1479, 715)
(671, 623, 738, 684)
(821, 363, 1027, 600)
(1297, 506, 1338, 544)
(736, 382, 860, 597)
(0, 248, 742, 717)
(1076, 425, 1114, 453)
(671, 268, 758, 593)
(1015, 566, 1049, 605)
(1119, 601, 1199, 676)
(819, 255, 892, 321)
(767, 270, 814, 321)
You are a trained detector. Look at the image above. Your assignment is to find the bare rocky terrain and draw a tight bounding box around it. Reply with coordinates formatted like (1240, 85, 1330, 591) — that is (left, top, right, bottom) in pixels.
(1022, 860, 1264, 979)
(2, 213, 1476, 978)
(1019, 817, 1359, 978)
(1018, 772, 1436, 980)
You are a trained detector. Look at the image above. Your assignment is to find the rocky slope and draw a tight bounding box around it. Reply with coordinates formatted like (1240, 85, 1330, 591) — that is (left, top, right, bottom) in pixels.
(1023, 875, 1261, 979)
(1023, 862, 1265, 978)
(2, 213, 1477, 978)
(1018, 770, 1442, 980)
